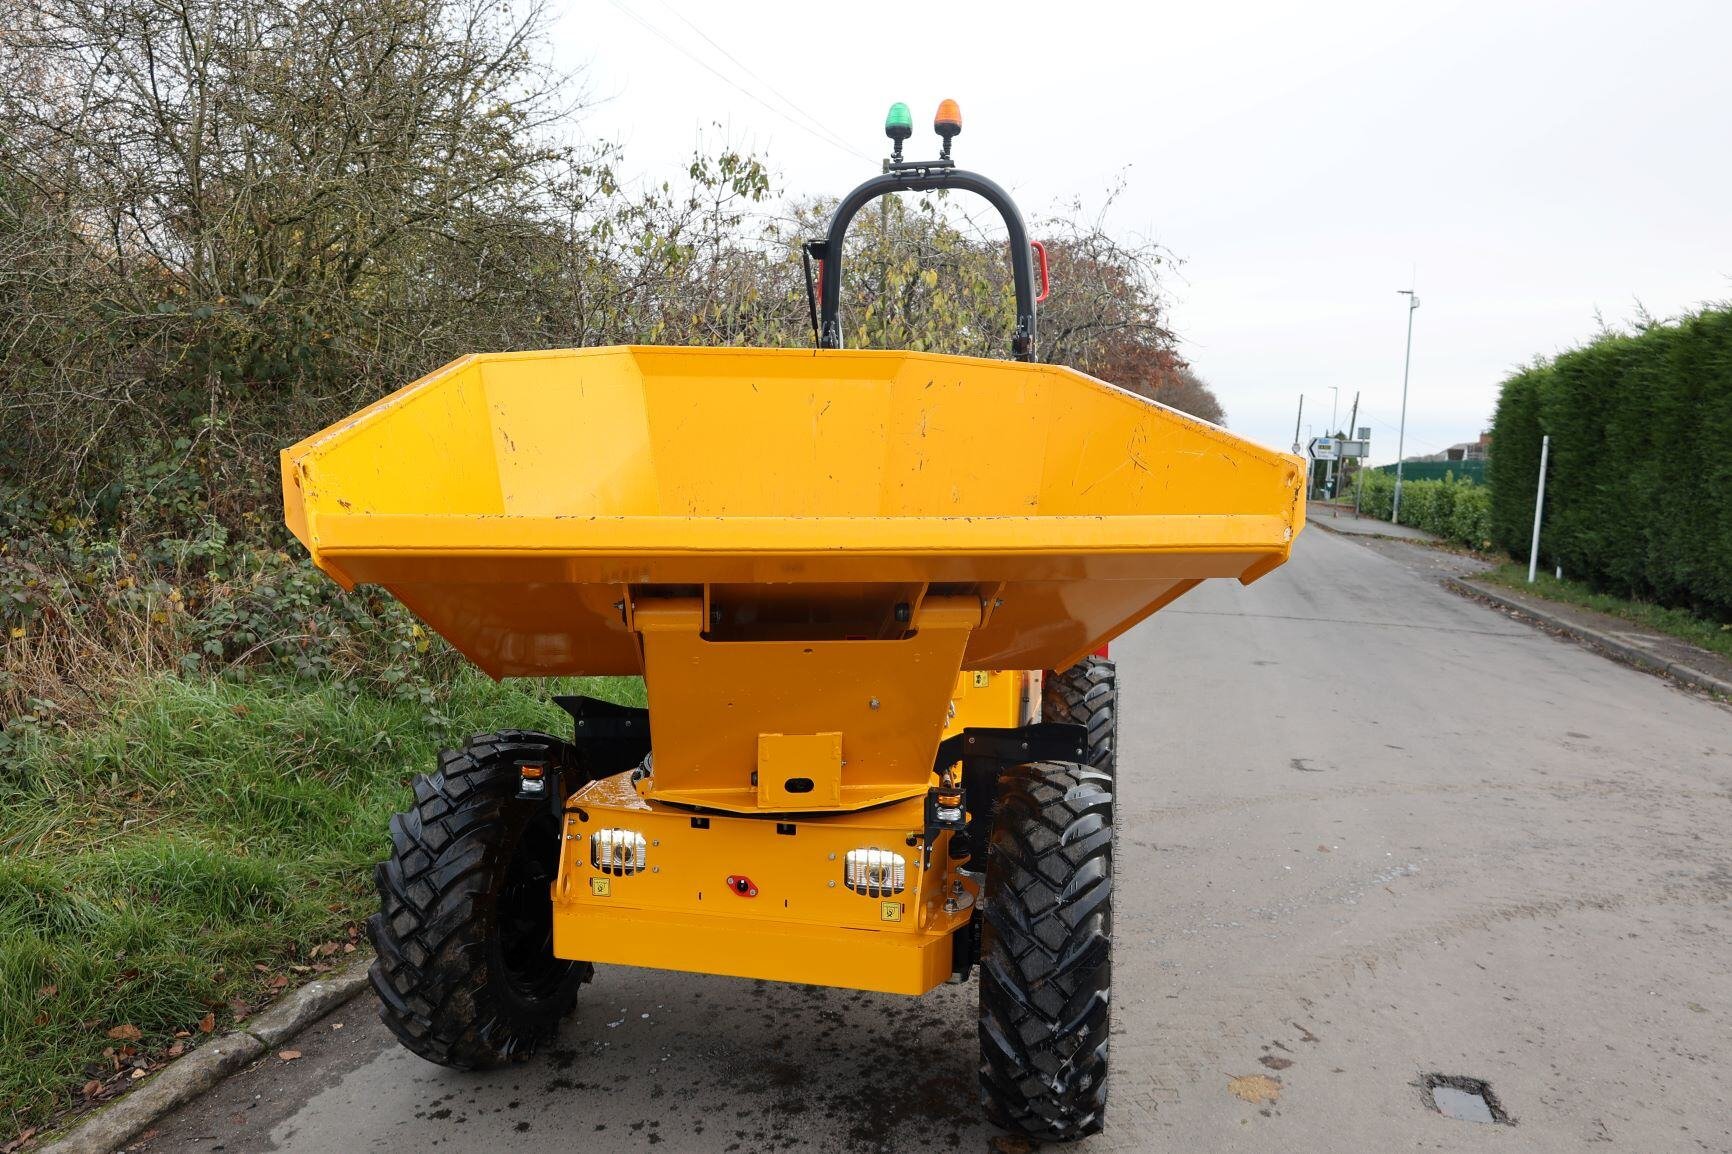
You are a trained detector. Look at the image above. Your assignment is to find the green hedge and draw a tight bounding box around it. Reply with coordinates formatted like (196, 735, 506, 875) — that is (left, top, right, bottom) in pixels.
(1355, 469, 1493, 550)
(1487, 307, 1732, 620)
(1371, 458, 1488, 485)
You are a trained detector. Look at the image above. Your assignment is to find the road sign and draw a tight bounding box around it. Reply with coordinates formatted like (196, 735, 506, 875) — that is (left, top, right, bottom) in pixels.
(1309, 436, 1338, 460)
(1337, 439, 1370, 459)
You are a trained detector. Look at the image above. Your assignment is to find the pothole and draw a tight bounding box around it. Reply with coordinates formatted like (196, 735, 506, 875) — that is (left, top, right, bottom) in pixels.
(1422, 1074, 1513, 1125)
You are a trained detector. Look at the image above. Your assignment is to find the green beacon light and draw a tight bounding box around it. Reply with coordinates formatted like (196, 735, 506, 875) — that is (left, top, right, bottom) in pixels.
(885, 101, 913, 161)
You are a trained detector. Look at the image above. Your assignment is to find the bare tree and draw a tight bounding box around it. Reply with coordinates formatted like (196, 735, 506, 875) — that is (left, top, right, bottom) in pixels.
(0, 0, 608, 500)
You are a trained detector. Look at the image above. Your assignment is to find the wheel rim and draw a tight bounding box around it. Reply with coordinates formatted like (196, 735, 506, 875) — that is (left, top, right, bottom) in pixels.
(495, 812, 569, 999)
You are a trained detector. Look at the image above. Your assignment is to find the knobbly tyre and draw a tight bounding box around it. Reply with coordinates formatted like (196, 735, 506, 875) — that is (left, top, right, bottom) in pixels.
(281, 100, 1305, 1142)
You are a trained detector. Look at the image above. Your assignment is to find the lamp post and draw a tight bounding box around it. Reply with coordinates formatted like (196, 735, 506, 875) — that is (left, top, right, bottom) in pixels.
(1392, 288, 1420, 523)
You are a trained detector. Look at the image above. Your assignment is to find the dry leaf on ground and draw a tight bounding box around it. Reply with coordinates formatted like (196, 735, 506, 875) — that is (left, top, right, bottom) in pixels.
(1228, 1073, 1283, 1104)
(106, 1024, 142, 1041)
(277, 1049, 302, 1061)
(2, 1126, 39, 1153)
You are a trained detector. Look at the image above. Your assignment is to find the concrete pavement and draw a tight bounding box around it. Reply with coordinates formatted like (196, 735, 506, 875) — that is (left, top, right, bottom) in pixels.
(1453, 577, 1732, 698)
(135, 527, 1732, 1153)
(1306, 503, 1443, 542)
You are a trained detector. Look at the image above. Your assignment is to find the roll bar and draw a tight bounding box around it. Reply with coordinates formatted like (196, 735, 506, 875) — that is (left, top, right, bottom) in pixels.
(806, 162, 1040, 362)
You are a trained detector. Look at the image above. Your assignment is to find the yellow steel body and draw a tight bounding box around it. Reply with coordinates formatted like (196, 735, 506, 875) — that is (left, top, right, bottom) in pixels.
(632, 591, 984, 812)
(282, 346, 1305, 679)
(552, 670, 1024, 996)
(553, 781, 965, 994)
(282, 345, 1304, 992)
(947, 669, 1034, 732)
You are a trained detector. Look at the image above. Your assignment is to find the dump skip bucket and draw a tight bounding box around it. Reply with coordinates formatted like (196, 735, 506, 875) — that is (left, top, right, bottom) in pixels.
(284, 345, 1304, 676)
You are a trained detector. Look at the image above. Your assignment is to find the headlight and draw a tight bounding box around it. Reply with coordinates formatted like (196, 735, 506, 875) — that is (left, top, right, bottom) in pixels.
(591, 829, 647, 876)
(844, 848, 906, 896)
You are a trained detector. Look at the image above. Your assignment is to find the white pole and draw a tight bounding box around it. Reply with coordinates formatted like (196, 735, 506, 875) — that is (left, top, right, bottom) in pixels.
(1527, 434, 1550, 583)
(1393, 289, 1420, 523)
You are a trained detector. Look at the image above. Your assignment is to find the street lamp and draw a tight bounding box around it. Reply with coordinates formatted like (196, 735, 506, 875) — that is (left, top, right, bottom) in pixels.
(1392, 288, 1420, 523)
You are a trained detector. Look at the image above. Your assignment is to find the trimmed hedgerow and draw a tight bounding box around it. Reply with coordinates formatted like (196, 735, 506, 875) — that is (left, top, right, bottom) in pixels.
(1356, 469, 1493, 550)
(1487, 306, 1732, 620)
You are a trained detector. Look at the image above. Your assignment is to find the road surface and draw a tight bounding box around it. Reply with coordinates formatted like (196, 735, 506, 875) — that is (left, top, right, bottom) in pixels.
(137, 526, 1732, 1153)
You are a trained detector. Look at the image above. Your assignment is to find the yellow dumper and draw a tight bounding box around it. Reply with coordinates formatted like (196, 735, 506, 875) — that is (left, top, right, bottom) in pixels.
(283, 102, 1303, 1142)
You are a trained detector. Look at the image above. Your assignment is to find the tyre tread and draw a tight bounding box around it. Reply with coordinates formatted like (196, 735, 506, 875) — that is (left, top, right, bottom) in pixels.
(366, 730, 591, 1069)
(978, 759, 1115, 1141)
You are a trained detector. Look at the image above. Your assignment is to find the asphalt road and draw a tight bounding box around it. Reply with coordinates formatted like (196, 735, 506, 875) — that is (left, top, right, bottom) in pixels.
(136, 526, 1732, 1153)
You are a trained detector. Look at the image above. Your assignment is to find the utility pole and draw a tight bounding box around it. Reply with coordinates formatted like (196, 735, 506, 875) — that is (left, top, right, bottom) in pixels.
(1325, 386, 1340, 498)
(1392, 287, 1420, 523)
(1344, 391, 1360, 513)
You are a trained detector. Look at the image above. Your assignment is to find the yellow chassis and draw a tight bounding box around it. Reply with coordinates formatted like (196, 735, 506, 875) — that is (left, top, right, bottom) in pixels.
(551, 669, 1031, 995)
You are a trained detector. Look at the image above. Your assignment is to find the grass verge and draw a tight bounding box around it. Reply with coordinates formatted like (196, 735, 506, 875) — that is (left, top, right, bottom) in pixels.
(1479, 564, 1732, 661)
(0, 668, 643, 1139)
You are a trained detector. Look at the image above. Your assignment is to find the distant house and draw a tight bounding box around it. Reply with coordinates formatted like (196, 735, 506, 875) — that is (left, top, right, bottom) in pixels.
(1414, 432, 1491, 464)
(1376, 431, 1491, 483)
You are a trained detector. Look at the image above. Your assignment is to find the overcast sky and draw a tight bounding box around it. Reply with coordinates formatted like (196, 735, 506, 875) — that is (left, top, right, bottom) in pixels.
(559, 0, 1732, 461)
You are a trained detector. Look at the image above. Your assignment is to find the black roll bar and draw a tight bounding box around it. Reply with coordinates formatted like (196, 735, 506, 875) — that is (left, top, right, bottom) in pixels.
(810, 167, 1039, 361)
